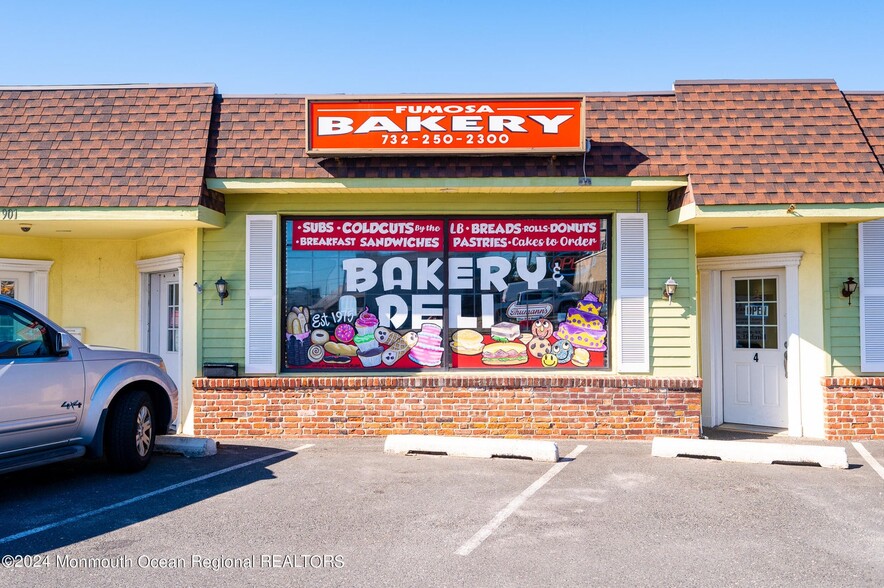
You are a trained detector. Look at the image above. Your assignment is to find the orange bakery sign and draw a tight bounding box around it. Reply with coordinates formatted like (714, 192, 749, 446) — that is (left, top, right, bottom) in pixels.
(305, 96, 586, 155)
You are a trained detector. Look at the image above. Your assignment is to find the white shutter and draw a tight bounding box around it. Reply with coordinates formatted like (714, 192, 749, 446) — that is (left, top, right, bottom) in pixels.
(860, 219, 884, 372)
(245, 215, 278, 374)
(616, 213, 649, 373)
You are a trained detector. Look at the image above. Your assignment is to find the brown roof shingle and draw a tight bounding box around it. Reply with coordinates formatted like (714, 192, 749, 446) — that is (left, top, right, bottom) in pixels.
(4, 81, 884, 212)
(0, 84, 217, 209)
(674, 80, 884, 206)
(206, 93, 684, 180)
(846, 92, 884, 170)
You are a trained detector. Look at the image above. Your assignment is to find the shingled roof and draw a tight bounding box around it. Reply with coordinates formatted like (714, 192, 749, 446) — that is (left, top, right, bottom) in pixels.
(846, 92, 884, 170)
(206, 92, 684, 180)
(674, 80, 884, 206)
(3, 81, 884, 213)
(0, 84, 218, 209)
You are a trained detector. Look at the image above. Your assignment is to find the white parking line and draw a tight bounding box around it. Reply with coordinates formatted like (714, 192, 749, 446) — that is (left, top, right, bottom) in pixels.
(0, 444, 313, 546)
(456, 445, 587, 557)
(852, 442, 884, 481)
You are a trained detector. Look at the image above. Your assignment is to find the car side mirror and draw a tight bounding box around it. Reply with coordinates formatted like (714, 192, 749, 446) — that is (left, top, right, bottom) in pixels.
(55, 332, 72, 354)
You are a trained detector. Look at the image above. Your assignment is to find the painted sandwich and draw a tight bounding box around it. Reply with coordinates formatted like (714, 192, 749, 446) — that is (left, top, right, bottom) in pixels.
(450, 329, 485, 356)
(481, 342, 528, 366)
(490, 321, 520, 342)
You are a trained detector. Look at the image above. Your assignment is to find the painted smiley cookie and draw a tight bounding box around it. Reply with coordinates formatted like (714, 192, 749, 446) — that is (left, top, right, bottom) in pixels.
(551, 339, 574, 363)
(531, 319, 554, 340)
(527, 337, 551, 359)
(541, 353, 559, 368)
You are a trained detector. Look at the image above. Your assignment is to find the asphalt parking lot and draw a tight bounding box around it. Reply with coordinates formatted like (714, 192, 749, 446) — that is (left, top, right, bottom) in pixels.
(1, 438, 882, 587)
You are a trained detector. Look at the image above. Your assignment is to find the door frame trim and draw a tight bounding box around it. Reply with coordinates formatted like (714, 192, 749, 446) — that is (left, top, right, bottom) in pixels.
(0, 258, 53, 314)
(698, 252, 803, 436)
(137, 254, 184, 433)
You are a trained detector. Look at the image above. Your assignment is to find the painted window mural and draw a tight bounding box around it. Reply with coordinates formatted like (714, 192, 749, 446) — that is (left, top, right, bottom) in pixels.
(282, 217, 609, 371)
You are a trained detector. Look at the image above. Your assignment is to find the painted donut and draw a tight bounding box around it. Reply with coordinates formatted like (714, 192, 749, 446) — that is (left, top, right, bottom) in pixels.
(307, 344, 325, 363)
(531, 319, 554, 340)
(334, 323, 355, 343)
(311, 329, 330, 345)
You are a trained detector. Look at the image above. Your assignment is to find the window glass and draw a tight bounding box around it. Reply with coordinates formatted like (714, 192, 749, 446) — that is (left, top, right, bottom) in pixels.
(167, 282, 179, 353)
(733, 277, 778, 350)
(282, 217, 609, 371)
(0, 305, 51, 358)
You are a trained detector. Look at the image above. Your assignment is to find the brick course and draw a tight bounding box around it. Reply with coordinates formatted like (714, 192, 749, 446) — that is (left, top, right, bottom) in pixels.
(192, 375, 702, 440)
(822, 377, 884, 440)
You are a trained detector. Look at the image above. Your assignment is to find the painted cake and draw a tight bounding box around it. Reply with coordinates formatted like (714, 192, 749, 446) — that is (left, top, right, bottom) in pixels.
(408, 323, 444, 367)
(556, 292, 607, 351)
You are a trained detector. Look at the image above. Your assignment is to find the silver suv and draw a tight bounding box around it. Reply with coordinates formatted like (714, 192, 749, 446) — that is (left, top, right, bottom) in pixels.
(0, 294, 178, 474)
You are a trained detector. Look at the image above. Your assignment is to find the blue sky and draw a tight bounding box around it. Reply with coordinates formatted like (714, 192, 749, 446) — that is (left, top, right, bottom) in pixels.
(2, 0, 882, 93)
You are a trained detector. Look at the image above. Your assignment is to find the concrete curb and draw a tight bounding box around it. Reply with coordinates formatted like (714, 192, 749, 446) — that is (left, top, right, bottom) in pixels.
(652, 437, 849, 469)
(384, 434, 559, 462)
(155, 435, 218, 458)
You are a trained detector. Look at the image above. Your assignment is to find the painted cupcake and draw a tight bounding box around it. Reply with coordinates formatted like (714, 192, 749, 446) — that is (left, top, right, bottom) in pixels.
(358, 347, 383, 368)
(355, 307, 379, 336)
(354, 332, 380, 353)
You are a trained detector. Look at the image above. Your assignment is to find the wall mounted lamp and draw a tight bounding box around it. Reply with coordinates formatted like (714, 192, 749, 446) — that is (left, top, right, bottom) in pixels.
(841, 277, 857, 305)
(215, 277, 229, 305)
(663, 277, 678, 305)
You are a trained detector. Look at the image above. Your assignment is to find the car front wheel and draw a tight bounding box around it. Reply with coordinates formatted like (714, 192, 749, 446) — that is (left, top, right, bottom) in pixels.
(106, 390, 156, 472)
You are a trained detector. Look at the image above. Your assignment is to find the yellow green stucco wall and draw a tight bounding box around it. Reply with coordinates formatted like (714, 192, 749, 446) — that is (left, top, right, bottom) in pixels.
(0, 228, 200, 433)
(201, 190, 698, 377)
(696, 224, 827, 435)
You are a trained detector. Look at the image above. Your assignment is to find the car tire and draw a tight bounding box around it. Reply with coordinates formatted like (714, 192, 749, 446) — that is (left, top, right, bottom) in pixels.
(106, 390, 156, 472)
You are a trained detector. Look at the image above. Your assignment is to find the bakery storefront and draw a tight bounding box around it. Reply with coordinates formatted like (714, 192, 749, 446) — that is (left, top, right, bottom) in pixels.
(283, 216, 609, 371)
(193, 95, 702, 439)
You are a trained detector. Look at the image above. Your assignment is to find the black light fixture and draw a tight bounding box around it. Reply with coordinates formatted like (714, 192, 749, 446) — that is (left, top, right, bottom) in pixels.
(663, 277, 678, 305)
(215, 276, 229, 305)
(842, 277, 857, 305)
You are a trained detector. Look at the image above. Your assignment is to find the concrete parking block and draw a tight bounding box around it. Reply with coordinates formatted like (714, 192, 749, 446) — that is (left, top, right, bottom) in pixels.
(155, 435, 218, 458)
(652, 436, 849, 469)
(384, 434, 559, 462)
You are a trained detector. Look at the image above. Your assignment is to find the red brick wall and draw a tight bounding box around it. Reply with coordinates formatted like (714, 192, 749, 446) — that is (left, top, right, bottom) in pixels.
(822, 377, 884, 440)
(192, 375, 702, 440)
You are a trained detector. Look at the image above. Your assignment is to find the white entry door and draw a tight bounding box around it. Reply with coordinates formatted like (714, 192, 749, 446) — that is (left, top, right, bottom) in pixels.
(148, 271, 181, 395)
(0, 271, 32, 305)
(721, 269, 788, 428)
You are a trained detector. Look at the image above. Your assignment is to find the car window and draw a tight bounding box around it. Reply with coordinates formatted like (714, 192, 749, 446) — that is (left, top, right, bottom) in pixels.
(0, 305, 51, 358)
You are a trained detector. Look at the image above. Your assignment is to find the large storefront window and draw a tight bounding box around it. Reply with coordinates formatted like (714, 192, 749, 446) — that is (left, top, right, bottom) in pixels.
(282, 217, 609, 371)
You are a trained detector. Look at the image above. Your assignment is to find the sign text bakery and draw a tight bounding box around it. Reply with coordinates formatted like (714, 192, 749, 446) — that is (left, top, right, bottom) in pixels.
(306, 96, 586, 155)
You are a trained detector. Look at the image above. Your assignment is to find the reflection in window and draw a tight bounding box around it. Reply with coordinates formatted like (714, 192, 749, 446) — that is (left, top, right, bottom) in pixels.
(166, 282, 179, 353)
(0, 305, 50, 358)
(281, 217, 610, 372)
(734, 278, 778, 349)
